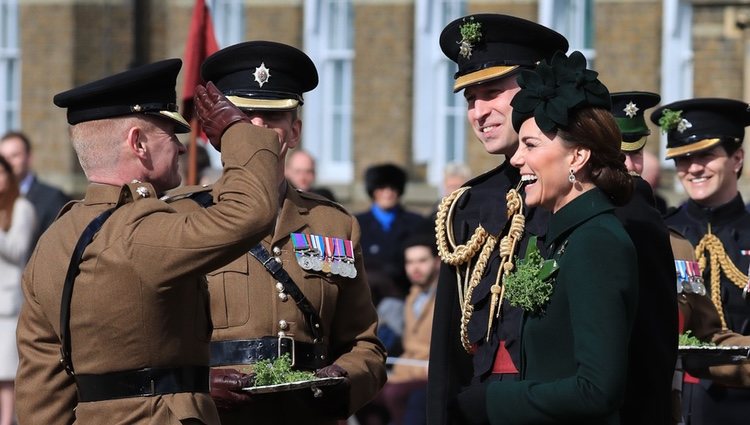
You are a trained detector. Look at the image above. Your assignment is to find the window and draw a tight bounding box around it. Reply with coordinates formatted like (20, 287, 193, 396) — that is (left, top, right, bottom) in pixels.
(208, 0, 245, 48)
(304, 0, 354, 183)
(0, 0, 19, 134)
(412, 0, 466, 187)
(539, 0, 594, 66)
(657, 0, 693, 165)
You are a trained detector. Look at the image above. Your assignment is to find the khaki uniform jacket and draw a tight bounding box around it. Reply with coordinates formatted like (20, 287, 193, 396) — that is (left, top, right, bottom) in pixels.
(389, 285, 435, 384)
(15, 124, 280, 425)
(208, 185, 386, 425)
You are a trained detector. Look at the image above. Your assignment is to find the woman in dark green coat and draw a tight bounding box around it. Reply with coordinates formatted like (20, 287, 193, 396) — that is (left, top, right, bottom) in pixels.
(456, 51, 639, 425)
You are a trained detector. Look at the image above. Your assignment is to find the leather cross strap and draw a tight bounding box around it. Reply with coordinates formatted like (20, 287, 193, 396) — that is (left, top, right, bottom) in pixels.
(60, 208, 116, 376)
(249, 244, 324, 341)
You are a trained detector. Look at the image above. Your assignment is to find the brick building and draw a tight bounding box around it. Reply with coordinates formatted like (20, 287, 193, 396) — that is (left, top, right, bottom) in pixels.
(2, 0, 749, 209)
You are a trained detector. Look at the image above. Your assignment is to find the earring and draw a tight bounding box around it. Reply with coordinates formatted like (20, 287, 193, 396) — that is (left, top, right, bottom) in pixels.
(568, 169, 576, 184)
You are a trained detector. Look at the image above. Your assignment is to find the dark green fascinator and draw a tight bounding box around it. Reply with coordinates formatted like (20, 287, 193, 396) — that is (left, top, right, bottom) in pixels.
(511, 50, 611, 133)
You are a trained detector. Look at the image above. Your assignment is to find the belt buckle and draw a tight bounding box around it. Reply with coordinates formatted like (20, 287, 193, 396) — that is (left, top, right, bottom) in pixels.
(278, 335, 296, 367)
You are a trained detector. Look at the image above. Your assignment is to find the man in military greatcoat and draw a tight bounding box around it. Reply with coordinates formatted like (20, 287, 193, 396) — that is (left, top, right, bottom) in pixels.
(15, 59, 282, 425)
(427, 14, 567, 425)
(198, 41, 387, 425)
(651, 98, 750, 425)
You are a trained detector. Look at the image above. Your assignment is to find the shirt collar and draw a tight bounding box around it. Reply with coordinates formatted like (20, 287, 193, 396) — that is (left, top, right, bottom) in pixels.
(19, 173, 34, 195)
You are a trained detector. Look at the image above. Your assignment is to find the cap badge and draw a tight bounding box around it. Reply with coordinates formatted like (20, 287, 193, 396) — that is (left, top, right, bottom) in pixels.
(253, 62, 271, 88)
(658, 108, 692, 134)
(457, 17, 482, 59)
(623, 101, 639, 118)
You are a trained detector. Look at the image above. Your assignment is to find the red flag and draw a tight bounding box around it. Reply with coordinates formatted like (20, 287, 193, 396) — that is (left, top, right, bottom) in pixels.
(182, 0, 219, 122)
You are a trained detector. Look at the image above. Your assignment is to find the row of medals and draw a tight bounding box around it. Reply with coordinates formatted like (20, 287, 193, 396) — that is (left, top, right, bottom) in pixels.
(675, 260, 706, 296)
(296, 252, 358, 278)
(291, 233, 358, 278)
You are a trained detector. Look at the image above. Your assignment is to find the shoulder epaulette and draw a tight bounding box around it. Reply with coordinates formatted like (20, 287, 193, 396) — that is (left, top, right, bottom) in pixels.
(297, 189, 349, 214)
(160, 184, 214, 207)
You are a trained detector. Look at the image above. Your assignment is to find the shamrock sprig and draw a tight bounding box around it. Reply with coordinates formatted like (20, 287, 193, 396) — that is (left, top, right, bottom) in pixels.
(457, 17, 482, 58)
(504, 236, 559, 314)
(658, 108, 692, 134)
(253, 354, 316, 386)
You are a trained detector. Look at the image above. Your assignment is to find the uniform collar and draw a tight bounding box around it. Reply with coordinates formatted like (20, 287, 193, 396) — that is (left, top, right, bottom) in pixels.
(546, 188, 614, 248)
(83, 181, 158, 207)
(685, 193, 745, 227)
(271, 183, 312, 245)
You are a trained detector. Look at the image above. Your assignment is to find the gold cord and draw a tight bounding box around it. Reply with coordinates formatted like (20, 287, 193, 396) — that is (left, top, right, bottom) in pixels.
(434, 185, 526, 352)
(694, 227, 748, 330)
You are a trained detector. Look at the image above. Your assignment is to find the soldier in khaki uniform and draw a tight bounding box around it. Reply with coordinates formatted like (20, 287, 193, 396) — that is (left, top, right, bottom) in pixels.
(199, 41, 386, 425)
(15, 59, 281, 425)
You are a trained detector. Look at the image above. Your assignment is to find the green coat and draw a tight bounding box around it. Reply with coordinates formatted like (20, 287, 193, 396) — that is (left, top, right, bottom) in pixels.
(487, 188, 638, 425)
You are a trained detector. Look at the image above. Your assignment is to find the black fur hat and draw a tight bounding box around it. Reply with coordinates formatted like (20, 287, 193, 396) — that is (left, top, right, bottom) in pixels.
(365, 163, 407, 199)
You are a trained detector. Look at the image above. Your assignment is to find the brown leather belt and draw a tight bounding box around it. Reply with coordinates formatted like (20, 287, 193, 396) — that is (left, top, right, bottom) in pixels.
(75, 366, 209, 402)
(210, 337, 328, 370)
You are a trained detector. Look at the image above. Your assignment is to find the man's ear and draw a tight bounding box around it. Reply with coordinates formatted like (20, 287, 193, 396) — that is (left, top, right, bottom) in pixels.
(287, 118, 302, 150)
(733, 147, 744, 175)
(127, 126, 148, 160)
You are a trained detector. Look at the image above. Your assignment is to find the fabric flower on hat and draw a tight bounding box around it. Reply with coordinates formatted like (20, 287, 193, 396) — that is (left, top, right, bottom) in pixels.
(511, 51, 611, 133)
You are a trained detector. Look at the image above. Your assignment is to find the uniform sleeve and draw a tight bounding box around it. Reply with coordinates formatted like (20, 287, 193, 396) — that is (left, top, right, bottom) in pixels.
(427, 261, 475, 425)
(328, 215, 387, 414)
(125, 123, 281, 280)
(487, 226, 637, 424)
(0, 199, 36, 265)
(16, 252, 77, 425)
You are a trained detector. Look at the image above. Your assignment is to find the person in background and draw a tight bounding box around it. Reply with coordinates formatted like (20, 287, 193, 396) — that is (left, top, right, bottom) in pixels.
(0, 131, 71, 249)
(15, 59, 281, 425)
(429, 162, 472, 223)
(466, 50, 638, 424)
(356, 163, 430, 297)
(652, 98, 750, 425)
(199, 40, 386, 425)
(285, 149, 337, 201)
(381, 232, 439, 425)
(611, 91, 678, 425)
(428, 14, 567, 425)
(0, 155, 36, 425)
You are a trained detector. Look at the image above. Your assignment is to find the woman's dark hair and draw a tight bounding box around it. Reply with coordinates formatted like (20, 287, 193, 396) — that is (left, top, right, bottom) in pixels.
(558, 107, 633, 206)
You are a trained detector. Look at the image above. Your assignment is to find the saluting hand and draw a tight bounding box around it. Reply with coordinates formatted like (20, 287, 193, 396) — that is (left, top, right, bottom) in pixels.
(194, 81, 251, 151)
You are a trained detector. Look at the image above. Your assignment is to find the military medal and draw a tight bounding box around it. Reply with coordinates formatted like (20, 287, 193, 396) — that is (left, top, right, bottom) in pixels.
(674, 260, 692, 294)
(291, 233, 314, 270)
(310, 235, 324, 271)
(321, 236, 334, 273)
(344, 239, 357, 278)
(687, 261, 706, 296)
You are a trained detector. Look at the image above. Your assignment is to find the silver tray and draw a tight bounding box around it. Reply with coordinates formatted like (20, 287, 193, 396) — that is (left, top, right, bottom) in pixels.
(679, 345, 750, 369)
(242, 376, 345, 394)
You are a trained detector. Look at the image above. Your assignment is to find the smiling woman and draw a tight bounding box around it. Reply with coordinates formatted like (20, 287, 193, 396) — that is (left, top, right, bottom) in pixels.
(467, 51, 640, 425)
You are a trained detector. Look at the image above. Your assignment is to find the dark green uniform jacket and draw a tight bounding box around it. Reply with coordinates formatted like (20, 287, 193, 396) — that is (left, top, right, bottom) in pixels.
(487, 188, 638, 425)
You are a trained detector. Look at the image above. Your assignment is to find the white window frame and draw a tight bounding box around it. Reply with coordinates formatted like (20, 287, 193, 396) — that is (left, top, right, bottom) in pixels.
(208, 0, 245, 48)
(539, 0, 595, 64)
(0, 0, 20, 134)
(303, 0, 354, 184)
(412, 0, 466, 187)
(659, 0, 693, 165)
